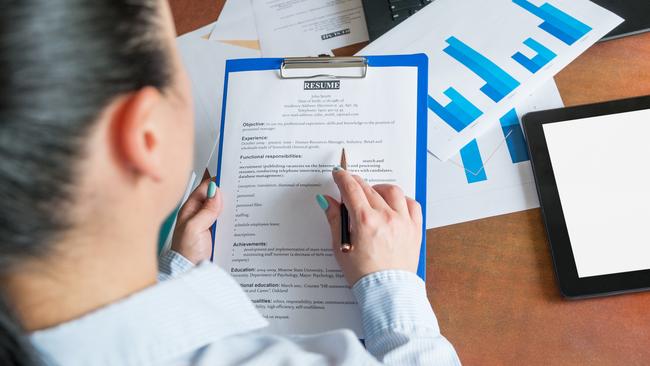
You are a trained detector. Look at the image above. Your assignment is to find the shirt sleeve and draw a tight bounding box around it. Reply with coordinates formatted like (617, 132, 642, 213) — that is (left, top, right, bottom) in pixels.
(188, 268, 460, 366)
(351, 270, 461, 366)
(158, 250, 195, 281)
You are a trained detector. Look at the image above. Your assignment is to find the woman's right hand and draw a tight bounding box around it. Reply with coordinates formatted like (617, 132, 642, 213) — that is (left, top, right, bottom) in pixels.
(318, 168, 423, 286)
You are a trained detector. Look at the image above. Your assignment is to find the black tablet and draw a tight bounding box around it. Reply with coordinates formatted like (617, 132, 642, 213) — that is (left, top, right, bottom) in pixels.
(522, 95, 650, 299)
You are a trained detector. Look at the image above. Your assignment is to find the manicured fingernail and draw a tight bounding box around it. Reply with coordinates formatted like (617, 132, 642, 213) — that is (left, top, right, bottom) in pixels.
(316, 194, 329, 210)
(333, 166, 343, 172)
(207, 181, 217, 199)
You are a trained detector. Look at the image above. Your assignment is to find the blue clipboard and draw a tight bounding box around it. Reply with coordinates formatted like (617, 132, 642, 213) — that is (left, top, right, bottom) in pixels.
(211, 54, 429, 280)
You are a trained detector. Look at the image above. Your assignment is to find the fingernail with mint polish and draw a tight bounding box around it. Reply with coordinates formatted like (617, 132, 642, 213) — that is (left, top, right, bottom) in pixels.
(207, 181, 217, 199)
(333, 165, 343, 172)
(316, 194, 329, 210)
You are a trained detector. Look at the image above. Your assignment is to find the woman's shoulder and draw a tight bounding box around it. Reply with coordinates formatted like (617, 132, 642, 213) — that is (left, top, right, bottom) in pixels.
(30, 262, 268, 366)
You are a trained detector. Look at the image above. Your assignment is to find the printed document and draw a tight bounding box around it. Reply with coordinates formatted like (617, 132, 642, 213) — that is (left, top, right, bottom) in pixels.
(214, 66, 419, 335)
(426, 80, 564, 228)
(360, 0, 622, 160)
(252, 0, 369, 57)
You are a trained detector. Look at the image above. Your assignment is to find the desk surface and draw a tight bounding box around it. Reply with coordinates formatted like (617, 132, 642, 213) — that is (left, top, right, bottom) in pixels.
(170, 1, 650, 364)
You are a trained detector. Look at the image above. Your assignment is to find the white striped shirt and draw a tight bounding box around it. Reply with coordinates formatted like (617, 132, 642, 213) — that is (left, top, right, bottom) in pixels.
(30, 251, 460, 365)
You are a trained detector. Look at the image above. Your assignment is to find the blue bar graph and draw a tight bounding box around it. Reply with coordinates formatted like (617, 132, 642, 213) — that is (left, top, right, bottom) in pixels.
(499, 109, 529, 163)
(444, 36, 520, 102)
(513, 0, 592, 45)
(428, 88, 483, 132)
(512, 38, 557, 73)
(460, 139, 488, 184)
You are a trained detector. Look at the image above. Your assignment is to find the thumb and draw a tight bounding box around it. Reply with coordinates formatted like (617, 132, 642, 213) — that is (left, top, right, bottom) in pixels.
(186, 182, 223, 231)
(316, 194, 341, 248)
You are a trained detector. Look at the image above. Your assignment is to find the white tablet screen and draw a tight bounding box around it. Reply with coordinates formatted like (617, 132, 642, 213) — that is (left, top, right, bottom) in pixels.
(543, 108, 650, 278)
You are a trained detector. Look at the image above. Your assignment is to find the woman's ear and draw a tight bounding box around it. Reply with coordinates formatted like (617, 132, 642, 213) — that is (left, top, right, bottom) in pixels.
(111, 87, 164, 181)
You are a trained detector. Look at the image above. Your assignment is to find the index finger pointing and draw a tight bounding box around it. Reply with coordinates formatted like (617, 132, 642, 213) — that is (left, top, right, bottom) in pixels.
(332, 168, 370, 212)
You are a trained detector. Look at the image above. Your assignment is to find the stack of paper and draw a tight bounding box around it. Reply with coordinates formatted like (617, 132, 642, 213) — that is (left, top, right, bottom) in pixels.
(358, 0, 622, 228)
(178, 0, 623, 232)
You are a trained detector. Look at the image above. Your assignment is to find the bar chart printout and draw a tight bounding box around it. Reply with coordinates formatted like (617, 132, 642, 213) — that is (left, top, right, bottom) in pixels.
(513, 0, 593, 45)
(359, 0, 623, 160)
(426, 81, 566, 229)
(428, 87, 483, 132)
(512, 37, 557, 73)
(444, 36, 520, 103)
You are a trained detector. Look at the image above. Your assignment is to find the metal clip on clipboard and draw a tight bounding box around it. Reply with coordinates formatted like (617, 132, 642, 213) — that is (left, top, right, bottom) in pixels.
(280, 56, 368, 79)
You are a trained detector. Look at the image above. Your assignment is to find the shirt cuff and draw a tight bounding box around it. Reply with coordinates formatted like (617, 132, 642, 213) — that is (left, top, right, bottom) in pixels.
(158, 250, 195, 281)
(351, 270, 440, 340)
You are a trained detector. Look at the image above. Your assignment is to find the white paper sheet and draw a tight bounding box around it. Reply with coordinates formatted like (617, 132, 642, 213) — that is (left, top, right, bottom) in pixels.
(426, 80, 563, 229)
(252, 0, 369, 57)
(210, 0, 259, 41)
(214, 66, 421, 336)
(359, 0, 622, 160)
(177, 27, 261, 178)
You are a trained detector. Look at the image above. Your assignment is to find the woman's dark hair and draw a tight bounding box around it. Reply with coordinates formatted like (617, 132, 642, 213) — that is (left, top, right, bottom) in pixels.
(0, 295, 40, 366)
(0, 0, 173, 364)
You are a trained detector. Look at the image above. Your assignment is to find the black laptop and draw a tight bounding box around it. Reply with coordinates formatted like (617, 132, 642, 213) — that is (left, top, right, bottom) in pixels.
(362, 0, 433, 41)
(362, 0, 650, 42)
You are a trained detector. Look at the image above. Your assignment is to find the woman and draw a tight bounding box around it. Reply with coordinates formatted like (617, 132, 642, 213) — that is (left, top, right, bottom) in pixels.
(0, 1, 460, 365)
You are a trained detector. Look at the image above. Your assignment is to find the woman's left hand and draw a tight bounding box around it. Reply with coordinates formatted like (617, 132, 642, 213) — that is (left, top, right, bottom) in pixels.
(171, 178, 223, 264)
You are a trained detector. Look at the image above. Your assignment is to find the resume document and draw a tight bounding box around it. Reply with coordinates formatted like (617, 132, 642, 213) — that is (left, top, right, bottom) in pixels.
(214, 65, 420, 336)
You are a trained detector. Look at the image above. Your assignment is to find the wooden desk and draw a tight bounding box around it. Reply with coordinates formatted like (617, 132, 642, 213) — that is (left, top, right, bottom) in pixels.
(170, 2, 650, 364)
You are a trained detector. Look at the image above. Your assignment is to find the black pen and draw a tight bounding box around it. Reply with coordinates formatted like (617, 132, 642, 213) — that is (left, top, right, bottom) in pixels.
(340, 148, 352, 253)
